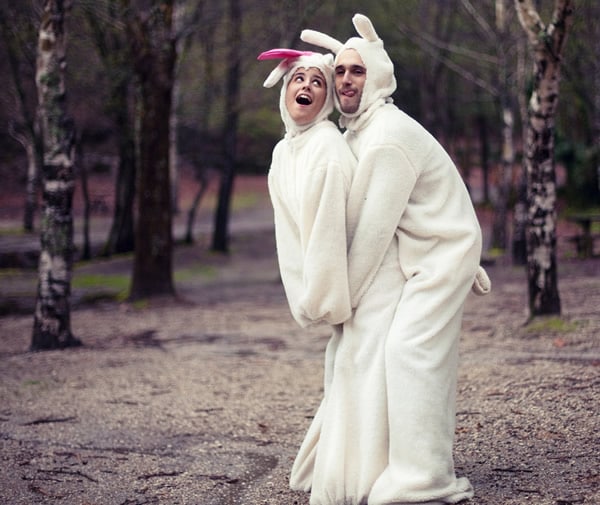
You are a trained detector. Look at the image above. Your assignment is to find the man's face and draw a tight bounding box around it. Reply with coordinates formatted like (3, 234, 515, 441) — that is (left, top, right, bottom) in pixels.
(335, 49, 366, 114)
(285, 67, 327, 126)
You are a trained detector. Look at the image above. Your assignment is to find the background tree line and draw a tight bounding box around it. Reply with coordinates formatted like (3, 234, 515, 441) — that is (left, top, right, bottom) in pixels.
(0, 0, 595, 349)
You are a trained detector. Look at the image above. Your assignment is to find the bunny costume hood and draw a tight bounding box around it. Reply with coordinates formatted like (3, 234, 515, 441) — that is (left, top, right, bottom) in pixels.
(258, 49, 335, 138)
(301, 14, 397, 128)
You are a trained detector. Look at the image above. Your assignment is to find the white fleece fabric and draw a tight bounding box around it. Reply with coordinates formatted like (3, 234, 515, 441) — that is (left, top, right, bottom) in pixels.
(264, 50, 355, 327)
(291, 14, 481, 505)
(268, 121, 355, 328)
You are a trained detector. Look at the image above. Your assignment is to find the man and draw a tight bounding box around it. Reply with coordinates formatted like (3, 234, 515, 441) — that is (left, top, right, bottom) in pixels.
(290, 14, 485, 505)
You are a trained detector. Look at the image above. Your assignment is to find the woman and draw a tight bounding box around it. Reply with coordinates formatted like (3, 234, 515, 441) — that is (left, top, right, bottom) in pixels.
(259, 49, 356, 329)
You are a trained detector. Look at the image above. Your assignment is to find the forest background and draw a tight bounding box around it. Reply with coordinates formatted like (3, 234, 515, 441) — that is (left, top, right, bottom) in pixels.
(0, 1, 597, 325)
(1, 0, 598, 211)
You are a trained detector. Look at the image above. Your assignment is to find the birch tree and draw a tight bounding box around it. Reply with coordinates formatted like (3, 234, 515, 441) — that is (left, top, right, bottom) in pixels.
(32, 0, 80, 350)
(515, 0, 574, 316)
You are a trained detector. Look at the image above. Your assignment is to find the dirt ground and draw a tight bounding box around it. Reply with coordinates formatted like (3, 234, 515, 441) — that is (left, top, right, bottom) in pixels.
(0, 173, 599, 505)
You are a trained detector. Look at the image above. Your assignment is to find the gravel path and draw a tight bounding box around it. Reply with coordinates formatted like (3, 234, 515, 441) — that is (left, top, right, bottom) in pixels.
(1, 224, 599, 505)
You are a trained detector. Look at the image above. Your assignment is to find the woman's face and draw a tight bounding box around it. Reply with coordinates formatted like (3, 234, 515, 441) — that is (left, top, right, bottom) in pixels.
(285, 67, 327, 125)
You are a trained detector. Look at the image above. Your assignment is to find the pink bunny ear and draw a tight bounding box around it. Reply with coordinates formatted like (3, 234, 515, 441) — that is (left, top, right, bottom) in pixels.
(257, 48, 314, 60)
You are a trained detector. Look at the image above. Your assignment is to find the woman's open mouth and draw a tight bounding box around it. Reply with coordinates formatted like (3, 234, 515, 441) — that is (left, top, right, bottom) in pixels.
(296, 93, 312, 105)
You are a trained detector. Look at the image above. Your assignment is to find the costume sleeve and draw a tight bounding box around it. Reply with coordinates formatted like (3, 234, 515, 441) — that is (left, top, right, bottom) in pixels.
(346, 144, 417, 307)
(296, 160, 352, 327)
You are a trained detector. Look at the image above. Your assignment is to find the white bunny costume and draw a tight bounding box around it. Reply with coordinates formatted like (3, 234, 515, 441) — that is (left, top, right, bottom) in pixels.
(259, 50, 356, 328)
(290, 14, 483, 505)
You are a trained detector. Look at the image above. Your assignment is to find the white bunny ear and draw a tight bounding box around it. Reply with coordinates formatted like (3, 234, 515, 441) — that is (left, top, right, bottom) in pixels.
(301, 29, 344, 54)
(263, 59, 291, 88)
(352, 13, 379, 42)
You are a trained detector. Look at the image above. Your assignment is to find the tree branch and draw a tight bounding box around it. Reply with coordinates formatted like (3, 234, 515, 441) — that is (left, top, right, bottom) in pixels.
(514, 0, 546, 45)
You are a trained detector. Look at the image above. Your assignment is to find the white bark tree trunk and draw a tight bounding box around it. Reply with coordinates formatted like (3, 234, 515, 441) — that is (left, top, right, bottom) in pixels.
(515, 0, 574, 316)
(32, 0, 80, 350)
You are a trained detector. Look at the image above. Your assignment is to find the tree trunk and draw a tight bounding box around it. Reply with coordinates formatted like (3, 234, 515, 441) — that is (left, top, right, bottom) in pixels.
(476, 106, 490, 204)
(169, 2, 186, 216)
(8, 129, 41, 233)
(84, 4, 137, 256)
(492, 2, 515, 252)
(170, 77, 180, 215)
(185, 173, 209, 244)
(23, 139, 40, 233)
(32, 0, 80, 350)
(512, 34, 529, 265)
(1, 11, 43, 233)
(492, 103, 515, 250)
(125, 0, 177, 300)
(212, 0, 241, 253)
(77, 136, 92, 261)
(515, 0, 574, 317)
(104, 84, 136, 256)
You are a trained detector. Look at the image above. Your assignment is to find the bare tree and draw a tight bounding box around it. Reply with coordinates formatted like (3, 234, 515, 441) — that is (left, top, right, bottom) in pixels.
(31, 0, 80, 350)
(0, 4, 42, 232)
(122, 0, 177, 299)
(515, 0, 574, 317)
(490, 0, 518, 251)
(512, 35, 530, 265)
(212, 0, 241, 253)
(83, 1, 137, 256)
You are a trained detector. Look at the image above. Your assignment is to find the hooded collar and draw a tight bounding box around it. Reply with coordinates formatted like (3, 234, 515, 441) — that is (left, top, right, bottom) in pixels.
(279, 54, 335, 139)
(258, 50, 335, 139)
(334, 34, 396, 123)
(300, 14, 397, 130)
